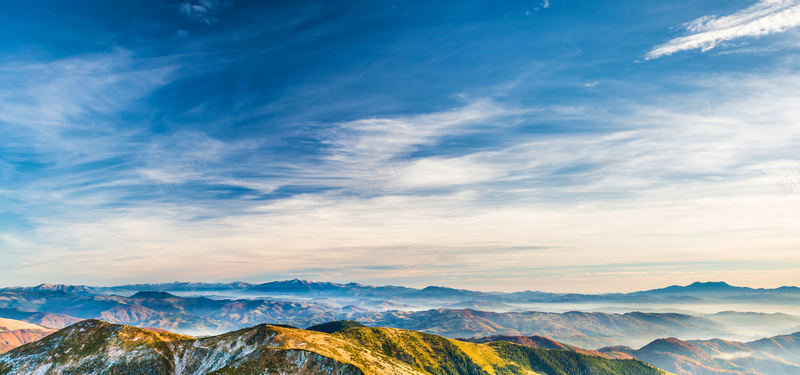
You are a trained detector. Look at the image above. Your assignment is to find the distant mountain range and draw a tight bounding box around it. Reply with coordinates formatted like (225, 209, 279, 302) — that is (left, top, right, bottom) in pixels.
(364, 309, 735, 348)
(5, 280, 800, 311)
(2, 279, 800, 305)
(54, 280, 800, 305)
(0, 287, 785, 348)
(0, 319, 671, 375)
(0, 288, 365, 339)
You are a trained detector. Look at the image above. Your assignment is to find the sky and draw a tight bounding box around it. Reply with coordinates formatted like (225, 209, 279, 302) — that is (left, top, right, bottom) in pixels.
(1, 0, 800, 293)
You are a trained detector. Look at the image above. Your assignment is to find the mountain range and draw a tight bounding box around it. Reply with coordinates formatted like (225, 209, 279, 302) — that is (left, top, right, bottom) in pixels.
(597, 332, 800, 375)
(72, 280, 800, 305)
(3, 281, 800, 349)
(3, 280, 800, 374)
(3, 286, 788, 350)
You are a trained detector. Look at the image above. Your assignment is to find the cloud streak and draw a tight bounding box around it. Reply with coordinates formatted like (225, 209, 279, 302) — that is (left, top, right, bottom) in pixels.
(179, 0, 235, 25)
(646, 0, 800, 60)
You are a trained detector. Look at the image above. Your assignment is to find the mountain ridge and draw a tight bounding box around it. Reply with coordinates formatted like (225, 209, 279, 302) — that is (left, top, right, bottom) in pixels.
(52, 279, 800, 305)
(3, 285, 790, 350)
(0, 319, 673, 375)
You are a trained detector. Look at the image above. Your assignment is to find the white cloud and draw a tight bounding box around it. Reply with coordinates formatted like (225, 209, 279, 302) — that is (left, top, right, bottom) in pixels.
(646, 0, 800, 60)
(396, 156, 507, 188)
(319, 100, 519, 181)
(0, 50, 173, 152)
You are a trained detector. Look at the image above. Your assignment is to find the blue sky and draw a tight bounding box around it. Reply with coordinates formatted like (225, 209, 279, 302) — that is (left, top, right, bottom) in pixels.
(2, 0, 800, 292)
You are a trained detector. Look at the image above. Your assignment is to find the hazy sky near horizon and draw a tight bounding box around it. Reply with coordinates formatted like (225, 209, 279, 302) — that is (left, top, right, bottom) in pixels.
(2, 0, 800, 293)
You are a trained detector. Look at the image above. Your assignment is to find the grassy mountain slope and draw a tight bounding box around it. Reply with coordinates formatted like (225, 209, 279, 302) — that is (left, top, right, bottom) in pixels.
(0, 320, 674, 375)
(169, 323, 420, 375)
(307, 320, 367, 334)
(0, 320, 187, 373)
(491, 341, 666, 375)
(336, 326, 670, 375)
(463, 334, 633, 359)
(337, 326, 520, 375)
(0, 320, 420, 375)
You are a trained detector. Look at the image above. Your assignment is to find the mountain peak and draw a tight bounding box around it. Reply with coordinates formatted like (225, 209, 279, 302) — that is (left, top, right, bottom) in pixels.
(422, 285, 453, 290)
(638, 337, 710, 361)
(306, 320, 367, 334)
(0, 317, 53, 332)
(687, 281, 732, 288)
(130, 291, 178, 299)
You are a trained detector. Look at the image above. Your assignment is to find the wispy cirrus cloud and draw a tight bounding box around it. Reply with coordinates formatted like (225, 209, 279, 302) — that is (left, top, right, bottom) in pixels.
(322, 100, 510, 164)
(646, 0, 800, 60)
(318, 100, 525, 189)
(179, 0, 235, 25)
(0, 51, 170, 132)
(0, 50, 175, 201)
